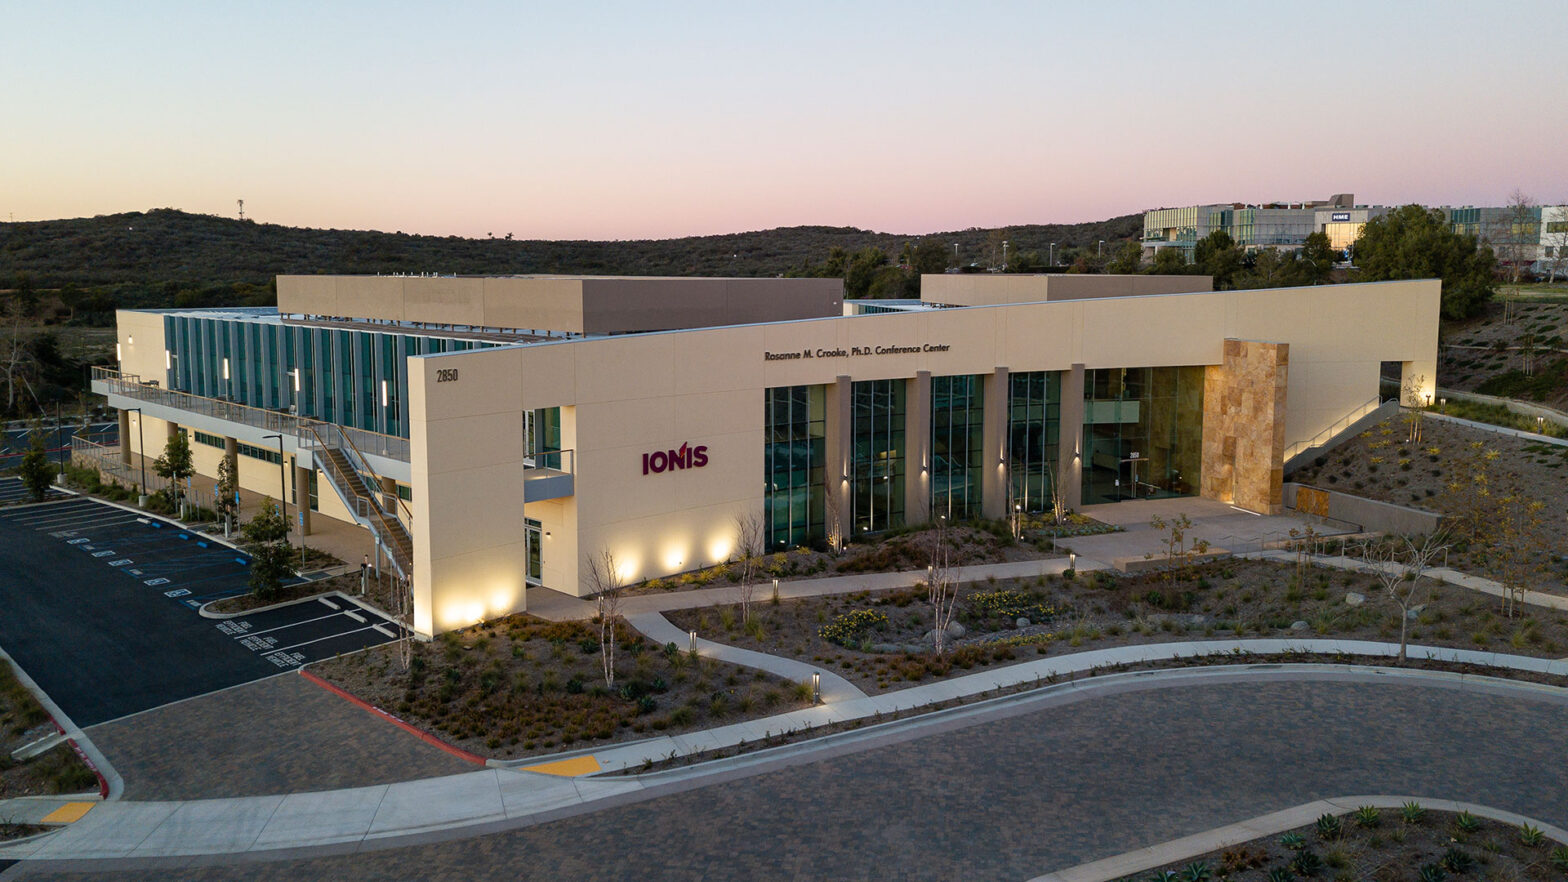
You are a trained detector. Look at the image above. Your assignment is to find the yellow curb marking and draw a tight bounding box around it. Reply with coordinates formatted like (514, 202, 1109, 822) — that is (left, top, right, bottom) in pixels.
(41, 802, 95, 824)
(520, 755, 601, 777)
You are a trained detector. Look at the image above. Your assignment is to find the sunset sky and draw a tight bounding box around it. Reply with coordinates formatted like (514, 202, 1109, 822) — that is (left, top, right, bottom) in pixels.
(4, 1, 1564, 240)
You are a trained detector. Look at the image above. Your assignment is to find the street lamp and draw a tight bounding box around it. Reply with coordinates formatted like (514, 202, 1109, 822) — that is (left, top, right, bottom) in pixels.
(1002, 240, 1009, 272)
(1098, 240, 1105, 258)
(1049, 242, 1056, 266)
(127, 407, 146, 497)
(263, 433, 287, 545)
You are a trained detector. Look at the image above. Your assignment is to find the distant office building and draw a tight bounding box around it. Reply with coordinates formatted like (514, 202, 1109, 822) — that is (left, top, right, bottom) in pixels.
(1143, 194, 1355, 262)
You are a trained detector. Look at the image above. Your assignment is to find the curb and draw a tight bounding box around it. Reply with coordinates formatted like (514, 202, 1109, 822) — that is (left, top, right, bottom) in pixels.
(1028, 794, 1568, 881)
(0, 647, 119, 802)
(295, 668, 486, 766)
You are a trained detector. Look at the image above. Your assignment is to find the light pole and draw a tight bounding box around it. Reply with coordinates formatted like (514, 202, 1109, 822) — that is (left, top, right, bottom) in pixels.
(1098, 240, 1105, 258)
(127, 407, 146, 497)
(263, 433, 288, 547)
(1002, 240, 1009, 272)
(1049, 242, 1056, 267)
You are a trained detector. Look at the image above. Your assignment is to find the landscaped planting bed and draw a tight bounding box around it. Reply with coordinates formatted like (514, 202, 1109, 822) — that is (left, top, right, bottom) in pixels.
(310, 615, 812, 760)
(665, 558, 1568, 694)
(1122, 804, 1568, 881)
(1292, 418, 1568, 590)
(626, 515, 1088, 595)
(0, 659, 100, 826)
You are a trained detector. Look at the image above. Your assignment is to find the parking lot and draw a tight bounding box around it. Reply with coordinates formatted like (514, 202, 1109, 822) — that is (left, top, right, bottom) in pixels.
(0, 475, 66, 504)
(0, 495, 406, 727)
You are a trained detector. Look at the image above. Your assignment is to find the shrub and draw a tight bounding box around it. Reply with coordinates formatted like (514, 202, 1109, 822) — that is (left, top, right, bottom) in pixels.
(1401, 801, 1426, 824)
(1315, 813, 1341, 841)
(1354, 805, 1380, 827)
(818, 609, 889, 647)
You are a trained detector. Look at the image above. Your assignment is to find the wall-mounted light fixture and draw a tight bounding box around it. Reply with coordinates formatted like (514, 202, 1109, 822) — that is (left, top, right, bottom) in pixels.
(381, 379, 389, 407)
(222, 357, 230, 380)
(165, 350, 171, 370)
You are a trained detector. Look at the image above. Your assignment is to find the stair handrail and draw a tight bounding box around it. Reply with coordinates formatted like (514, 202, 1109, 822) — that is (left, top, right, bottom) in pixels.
(1283, 395, 1384, 462)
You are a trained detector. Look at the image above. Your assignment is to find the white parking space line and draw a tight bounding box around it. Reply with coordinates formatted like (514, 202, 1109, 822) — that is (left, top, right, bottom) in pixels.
(271, 624, 389, 654)
(15, 511, 142, 529)
(236, 611, 352, 638)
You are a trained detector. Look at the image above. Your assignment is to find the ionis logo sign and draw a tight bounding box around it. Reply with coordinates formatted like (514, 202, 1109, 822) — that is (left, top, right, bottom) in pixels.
(642, 442, 709, 475)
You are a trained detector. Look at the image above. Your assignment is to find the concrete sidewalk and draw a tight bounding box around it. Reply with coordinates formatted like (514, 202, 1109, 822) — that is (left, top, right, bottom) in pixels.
(5, 639, 1567, 865)
(624, 612, 866, 702)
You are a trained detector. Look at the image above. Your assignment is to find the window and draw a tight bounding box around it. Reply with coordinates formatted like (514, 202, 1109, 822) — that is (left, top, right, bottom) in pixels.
(930, 375, 983, 521)
(763, 385, 825, 550)
(851, 379, 905, 535)
(1081, 366, 1203, 505)
(1007, 371, 1061, 514)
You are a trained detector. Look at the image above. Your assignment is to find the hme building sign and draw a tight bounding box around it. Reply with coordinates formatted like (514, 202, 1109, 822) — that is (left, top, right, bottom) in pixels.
(763, 342, 951, 361)
(642, 443, 709, 475)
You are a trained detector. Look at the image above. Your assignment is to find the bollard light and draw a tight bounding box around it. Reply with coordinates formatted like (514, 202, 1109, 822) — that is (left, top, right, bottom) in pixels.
(812, 672, 821, 703)
(689, 630, 697, 653)
(1069, 552, 1077, 569)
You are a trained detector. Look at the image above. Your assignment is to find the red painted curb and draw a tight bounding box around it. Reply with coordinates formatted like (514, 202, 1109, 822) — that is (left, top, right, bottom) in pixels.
(297, 668, 487, 766)
(44, 718, 107, 799)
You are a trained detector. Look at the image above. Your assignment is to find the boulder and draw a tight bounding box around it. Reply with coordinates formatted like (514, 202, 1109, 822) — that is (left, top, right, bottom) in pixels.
(1405, 604, 1426, 621)
(945, 621, 966, 639)
(1290, 620, 1309, 631)
(1345, 592, 1365, 607)
(1015, 617, 1030, 629)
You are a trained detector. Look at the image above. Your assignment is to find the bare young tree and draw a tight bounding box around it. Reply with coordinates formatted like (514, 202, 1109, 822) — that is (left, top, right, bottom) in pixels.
(1492, 491, 1547, 619)
(823, 491, 844, 554)
(1148, 513, 1210, 585)
(585, 549, 624, 687)
(733, 510, 765, 623)
(926, 517, 959, 654)
(1045, 461, 1068, 526)
(1362, 531, 1448, 662)
(1401, 373, 1428, 443)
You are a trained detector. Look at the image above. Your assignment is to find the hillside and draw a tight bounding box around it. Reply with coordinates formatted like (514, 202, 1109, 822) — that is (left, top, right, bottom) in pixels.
(0, 209, 1143, 288)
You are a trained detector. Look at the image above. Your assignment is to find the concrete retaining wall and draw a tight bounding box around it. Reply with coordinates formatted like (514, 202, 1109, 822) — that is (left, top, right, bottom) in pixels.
(1283, 483, 1443, 535)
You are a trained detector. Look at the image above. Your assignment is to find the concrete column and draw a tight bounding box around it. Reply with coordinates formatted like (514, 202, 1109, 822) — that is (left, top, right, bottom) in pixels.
(294, 464, 313, 536)
(165, 421, 179, 442)
(223, 436, 239, 484)
(117, 409, 131, 455)
(905, 371, 931, 525)
(822, 375, 852, 550)
(981, 366, 1008, 520)
(1058, 364, 1086, 512)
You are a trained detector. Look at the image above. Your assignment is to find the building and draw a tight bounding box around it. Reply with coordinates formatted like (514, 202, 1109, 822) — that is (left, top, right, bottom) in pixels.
(92, 273, 1439, 638)
(1142, 194, 1356, 262)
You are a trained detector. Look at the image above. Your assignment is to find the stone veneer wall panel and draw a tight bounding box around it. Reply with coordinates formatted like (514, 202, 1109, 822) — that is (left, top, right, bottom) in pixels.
(1201, 339, 1289, 514)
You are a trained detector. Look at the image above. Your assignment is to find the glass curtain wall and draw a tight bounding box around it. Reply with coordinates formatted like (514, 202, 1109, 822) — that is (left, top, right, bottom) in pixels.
(1007, 371, 1061, 514)
(763, 385, 826, 550)
(851, 379, 905, 535)
(163, 315, 495, 439)
(1081, 366, 1203, 505)
(930, 375, 983, 521)
(524, 407, 563, 469)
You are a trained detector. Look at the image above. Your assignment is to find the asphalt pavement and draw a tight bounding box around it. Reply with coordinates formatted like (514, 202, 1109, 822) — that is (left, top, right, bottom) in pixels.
(0, 496, 403, 727)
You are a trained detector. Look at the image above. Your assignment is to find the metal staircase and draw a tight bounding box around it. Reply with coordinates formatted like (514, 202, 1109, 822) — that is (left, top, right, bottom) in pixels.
(302, 423, 413, 580)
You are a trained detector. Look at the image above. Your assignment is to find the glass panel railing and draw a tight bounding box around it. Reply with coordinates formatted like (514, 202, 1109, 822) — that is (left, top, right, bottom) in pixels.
(92, 366, 409, 462)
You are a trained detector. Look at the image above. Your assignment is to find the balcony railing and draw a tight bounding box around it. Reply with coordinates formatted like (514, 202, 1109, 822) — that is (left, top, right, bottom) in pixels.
(92, 366, 409, 462)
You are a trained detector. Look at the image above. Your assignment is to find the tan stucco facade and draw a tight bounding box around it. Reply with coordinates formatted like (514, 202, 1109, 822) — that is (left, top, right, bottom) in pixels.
(921, 273, 1214, 307)
(277, 275, 844, 335)
(407, 279, 1440, 636)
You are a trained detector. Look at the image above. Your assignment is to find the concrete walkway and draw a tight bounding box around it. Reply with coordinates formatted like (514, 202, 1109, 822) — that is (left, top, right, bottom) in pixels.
(623, 612, 866, 702)
(5, 641, 1568, 865)
(1030, 794, 1568, 882)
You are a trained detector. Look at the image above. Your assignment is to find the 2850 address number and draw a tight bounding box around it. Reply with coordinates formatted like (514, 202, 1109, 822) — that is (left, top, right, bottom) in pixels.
(435, 368, 460, 383)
